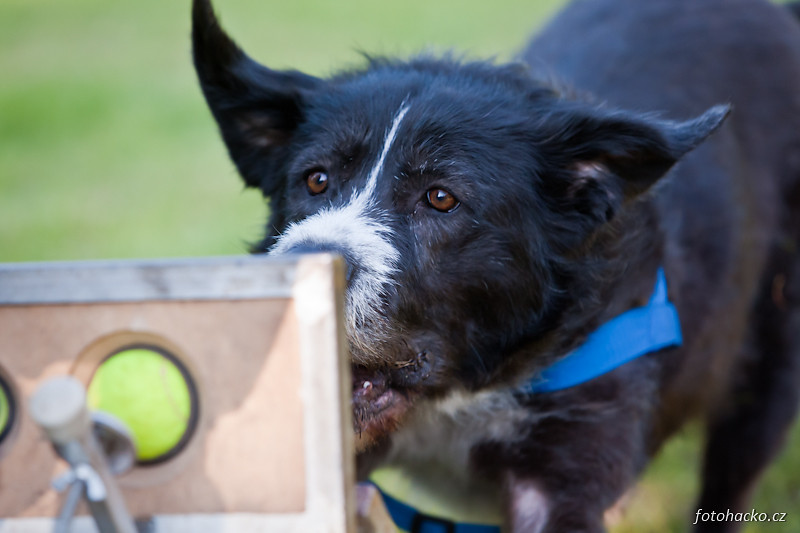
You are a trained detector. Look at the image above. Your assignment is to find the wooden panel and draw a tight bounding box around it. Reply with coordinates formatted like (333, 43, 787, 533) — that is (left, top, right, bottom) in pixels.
(0, 299, 306, 518)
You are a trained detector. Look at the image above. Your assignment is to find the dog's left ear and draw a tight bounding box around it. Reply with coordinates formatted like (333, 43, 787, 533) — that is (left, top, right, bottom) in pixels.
(192, 0, 321, 193)
(542, 104, 730, 226)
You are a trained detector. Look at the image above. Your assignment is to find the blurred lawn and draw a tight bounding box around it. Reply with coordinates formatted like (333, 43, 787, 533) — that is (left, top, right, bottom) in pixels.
(1, 0, 797, 530)
(0, 0, 563, 262)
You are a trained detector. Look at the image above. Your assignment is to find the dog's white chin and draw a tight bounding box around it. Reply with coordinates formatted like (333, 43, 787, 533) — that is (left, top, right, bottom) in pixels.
(344, 277, 399, 365)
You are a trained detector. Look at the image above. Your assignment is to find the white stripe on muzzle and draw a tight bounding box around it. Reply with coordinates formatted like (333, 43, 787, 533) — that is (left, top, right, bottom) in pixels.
(270, 104, 410, 363)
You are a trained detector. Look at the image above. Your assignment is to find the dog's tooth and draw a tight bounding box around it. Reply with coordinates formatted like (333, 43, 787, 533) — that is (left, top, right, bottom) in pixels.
(362, 380, 373, 390)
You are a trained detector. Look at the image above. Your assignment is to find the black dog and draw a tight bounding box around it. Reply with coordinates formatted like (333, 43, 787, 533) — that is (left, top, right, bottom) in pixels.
(192, 0, 800, 530)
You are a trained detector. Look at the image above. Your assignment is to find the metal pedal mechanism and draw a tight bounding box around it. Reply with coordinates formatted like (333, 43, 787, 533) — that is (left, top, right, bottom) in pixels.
(30, 376, 137, 533)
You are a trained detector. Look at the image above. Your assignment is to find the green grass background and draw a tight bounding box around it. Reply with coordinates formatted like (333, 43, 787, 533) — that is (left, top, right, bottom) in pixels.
(1, 0, 797, 530)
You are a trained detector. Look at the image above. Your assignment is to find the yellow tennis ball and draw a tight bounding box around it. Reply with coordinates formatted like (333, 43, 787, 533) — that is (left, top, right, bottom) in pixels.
(87, 347, 197, 463)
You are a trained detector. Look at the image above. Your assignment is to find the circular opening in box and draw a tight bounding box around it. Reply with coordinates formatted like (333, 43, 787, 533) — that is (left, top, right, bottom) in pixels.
(87, 344, 199, 466)
(0, 373, 15, 447)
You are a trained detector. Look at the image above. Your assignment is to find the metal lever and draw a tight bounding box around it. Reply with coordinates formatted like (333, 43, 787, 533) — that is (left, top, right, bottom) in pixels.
(29, 376, 137, 533)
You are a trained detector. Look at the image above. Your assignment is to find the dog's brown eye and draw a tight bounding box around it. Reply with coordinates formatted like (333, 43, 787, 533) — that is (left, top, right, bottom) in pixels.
(426, 188, 460, 212)
(306, 171, 329, 195)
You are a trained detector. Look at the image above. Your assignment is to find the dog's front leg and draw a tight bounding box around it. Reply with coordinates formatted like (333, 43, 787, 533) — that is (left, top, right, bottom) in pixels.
(499, 418, 639, 533)
(504, 474, 553, 533)
(476, 381, 649, 533)
(504, 472, 608, 533)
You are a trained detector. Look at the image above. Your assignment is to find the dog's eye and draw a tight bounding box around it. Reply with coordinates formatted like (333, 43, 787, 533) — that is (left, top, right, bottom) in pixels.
(426, 188, 460, 212)
(306, 171, 329, 195)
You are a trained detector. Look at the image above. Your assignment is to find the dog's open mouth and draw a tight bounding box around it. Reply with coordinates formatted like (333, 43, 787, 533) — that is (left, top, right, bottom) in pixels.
(351, 365, 414, 451)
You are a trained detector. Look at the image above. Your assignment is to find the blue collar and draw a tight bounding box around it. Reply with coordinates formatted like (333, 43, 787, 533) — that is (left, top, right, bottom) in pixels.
(522, 267, 682, 393)
(370, 268, 682, 533)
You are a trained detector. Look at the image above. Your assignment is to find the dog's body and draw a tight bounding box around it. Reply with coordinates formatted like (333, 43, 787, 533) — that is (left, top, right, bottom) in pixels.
(192, 0, 800, 530)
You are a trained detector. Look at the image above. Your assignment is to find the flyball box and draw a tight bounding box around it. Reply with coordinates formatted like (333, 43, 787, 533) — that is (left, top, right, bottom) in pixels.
(0, 255, 356, 532)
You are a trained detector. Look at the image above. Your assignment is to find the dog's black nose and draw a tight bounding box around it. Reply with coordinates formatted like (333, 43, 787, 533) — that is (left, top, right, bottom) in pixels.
(282, 243, 358, 282)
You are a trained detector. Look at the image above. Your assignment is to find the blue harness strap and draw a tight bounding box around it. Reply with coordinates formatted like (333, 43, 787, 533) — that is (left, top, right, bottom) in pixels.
(371, 268, 682, 533)
(372, 483, 500, 533)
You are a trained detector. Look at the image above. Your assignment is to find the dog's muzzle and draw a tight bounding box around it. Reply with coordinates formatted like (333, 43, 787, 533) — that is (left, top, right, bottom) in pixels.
(280, 242, 359, 282)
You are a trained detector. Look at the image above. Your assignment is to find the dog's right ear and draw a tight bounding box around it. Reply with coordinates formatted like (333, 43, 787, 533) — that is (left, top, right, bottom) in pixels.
(192, 0, 321, 192)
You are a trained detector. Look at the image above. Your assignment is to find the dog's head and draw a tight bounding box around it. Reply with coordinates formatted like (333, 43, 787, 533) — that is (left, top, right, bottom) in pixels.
(192, 0, 728, 450)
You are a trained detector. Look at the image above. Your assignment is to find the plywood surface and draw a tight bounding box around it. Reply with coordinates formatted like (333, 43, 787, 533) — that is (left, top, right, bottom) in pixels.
(0, 299, 306, 518)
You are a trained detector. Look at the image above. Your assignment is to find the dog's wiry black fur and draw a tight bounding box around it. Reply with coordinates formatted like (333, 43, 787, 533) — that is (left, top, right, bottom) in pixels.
(192, 0, 800, 531)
